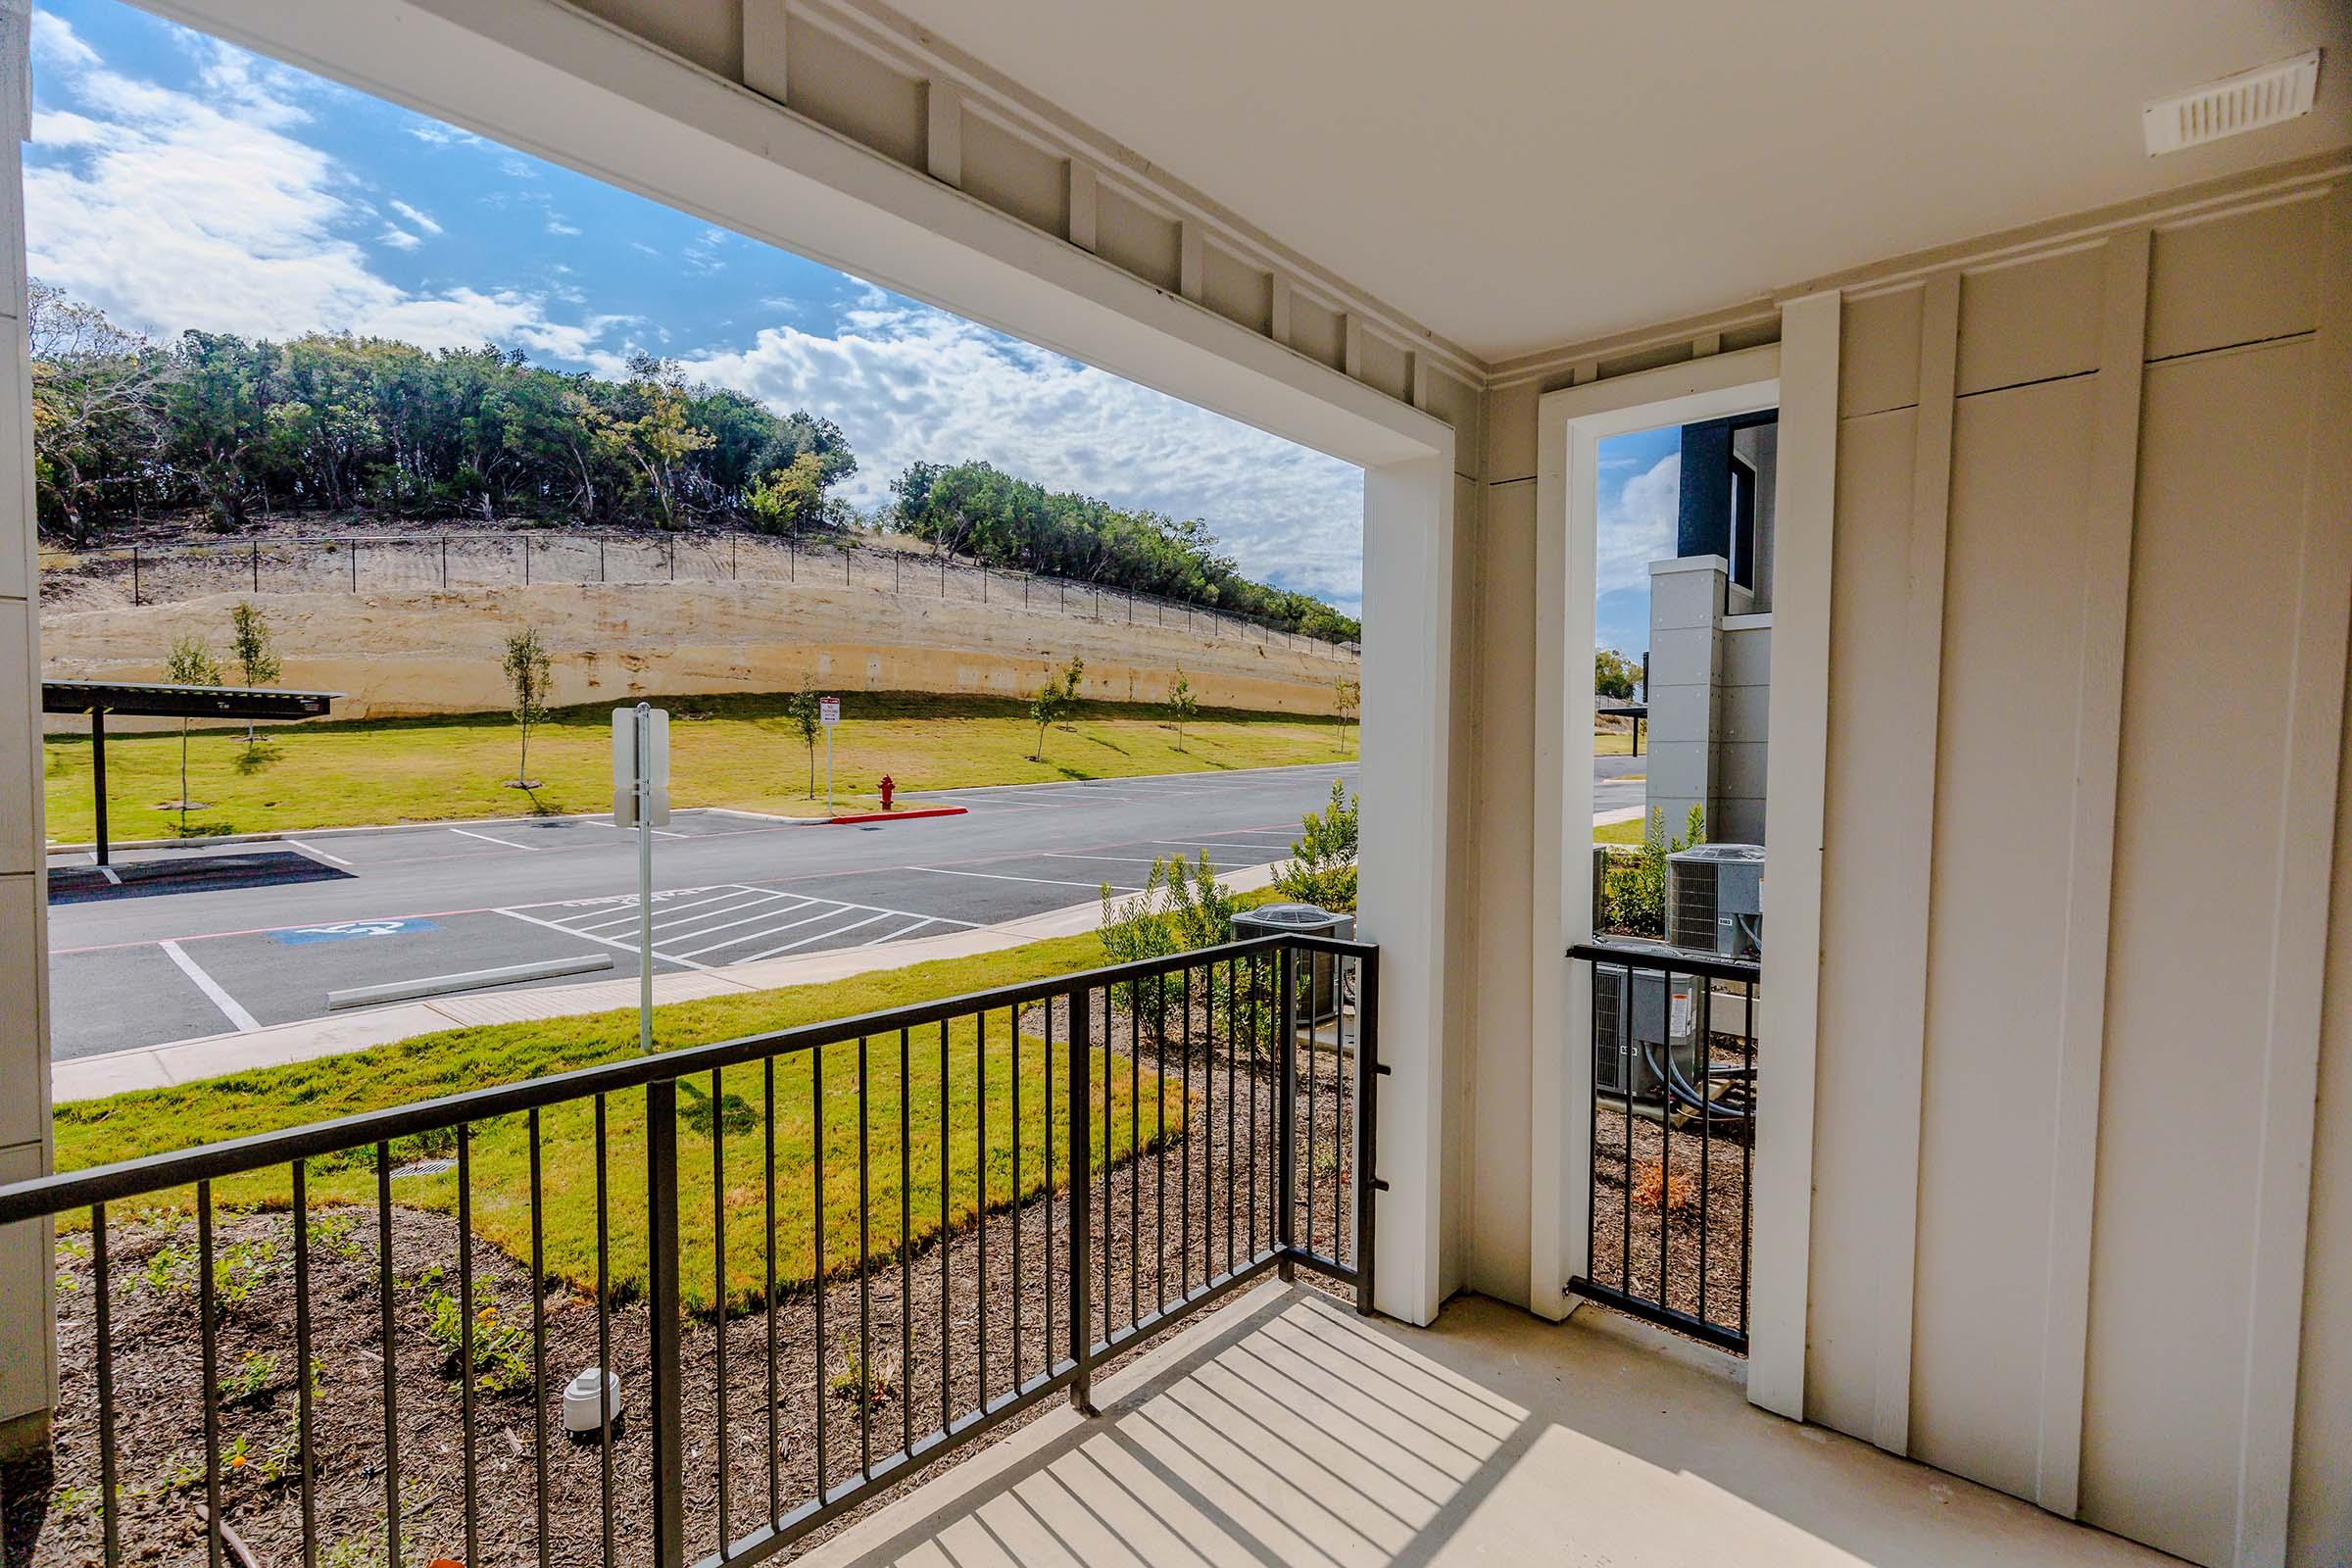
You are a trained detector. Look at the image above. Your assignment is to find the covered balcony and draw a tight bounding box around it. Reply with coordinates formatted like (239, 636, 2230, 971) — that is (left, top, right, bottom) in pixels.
(2, 2, 2348, 1567)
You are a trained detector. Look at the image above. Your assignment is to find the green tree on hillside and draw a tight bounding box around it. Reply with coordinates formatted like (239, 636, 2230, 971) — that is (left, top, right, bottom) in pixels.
(24, 285, 858, 538)
(502, 626, 553, 789)
(892, 459, 1359, 645)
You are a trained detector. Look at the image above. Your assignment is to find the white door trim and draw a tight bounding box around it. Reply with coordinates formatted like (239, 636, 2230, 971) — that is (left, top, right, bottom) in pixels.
(1529, 345, 1787, 1347)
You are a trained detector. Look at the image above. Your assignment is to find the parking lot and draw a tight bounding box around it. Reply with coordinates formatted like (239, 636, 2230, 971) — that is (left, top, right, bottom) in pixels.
(48, 766, 1357, 1062)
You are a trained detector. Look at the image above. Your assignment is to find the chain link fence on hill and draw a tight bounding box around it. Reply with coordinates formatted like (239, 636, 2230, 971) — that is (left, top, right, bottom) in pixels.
(47, 529, 1361, 661)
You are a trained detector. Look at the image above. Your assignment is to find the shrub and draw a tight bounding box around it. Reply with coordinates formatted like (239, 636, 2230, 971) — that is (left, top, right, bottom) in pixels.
(1599, 805, 1705, 939)
(1270, 779, 1358, 912)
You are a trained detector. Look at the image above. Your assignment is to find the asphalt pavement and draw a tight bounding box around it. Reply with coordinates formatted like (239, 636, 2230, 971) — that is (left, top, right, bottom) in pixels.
(47, 757, 1646, 1063)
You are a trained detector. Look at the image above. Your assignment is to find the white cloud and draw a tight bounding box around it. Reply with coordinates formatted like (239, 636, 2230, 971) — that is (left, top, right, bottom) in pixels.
(30, 11, 98, 68)
(678, 298, 1363, 611)
(24, 14, 628, 374)
(1596, 453, 1679, 596)
(25, 9, 1363, 612)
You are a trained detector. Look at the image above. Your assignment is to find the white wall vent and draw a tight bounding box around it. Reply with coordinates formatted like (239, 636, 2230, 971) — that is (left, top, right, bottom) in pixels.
(2144, 51, 2322, 156)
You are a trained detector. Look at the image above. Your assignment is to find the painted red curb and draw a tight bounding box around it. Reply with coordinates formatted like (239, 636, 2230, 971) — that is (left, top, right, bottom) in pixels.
(826, 806, 969, 825)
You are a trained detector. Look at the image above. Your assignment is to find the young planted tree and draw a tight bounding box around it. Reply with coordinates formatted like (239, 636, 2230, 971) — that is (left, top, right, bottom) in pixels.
(227, 601, 280, 750)
(501, 625, 553, 789)
(784, 675, 823, 799)
(1165, 670, 1198, 751)
(1333, 675, 1360, 751)
(1029, 655, 1085, 761)
(163, 632, 221, 831)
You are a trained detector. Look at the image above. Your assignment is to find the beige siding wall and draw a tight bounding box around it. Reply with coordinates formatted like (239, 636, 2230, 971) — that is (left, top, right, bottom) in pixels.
(1468, 166, 2352, 1567)
(1817, 188, 2349, 1567)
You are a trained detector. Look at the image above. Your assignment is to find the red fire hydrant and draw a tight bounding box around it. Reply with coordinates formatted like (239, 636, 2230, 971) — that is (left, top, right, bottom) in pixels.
(879, 774, 896, 811)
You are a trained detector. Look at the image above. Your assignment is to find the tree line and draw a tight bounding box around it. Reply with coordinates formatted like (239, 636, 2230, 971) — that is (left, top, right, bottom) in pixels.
(891, 460, 1360, 644)
(27, 282, 857, 543)
(30, 283, 1360, 645)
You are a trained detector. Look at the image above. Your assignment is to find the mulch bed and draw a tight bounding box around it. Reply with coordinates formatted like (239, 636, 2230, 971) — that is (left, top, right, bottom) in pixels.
(3, 1030, 1363, 1568)
(1585, 1039, 1753, 1334)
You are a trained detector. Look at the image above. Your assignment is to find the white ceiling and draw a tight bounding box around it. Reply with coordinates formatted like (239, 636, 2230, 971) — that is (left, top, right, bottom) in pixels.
(888, 0, 2351, 364)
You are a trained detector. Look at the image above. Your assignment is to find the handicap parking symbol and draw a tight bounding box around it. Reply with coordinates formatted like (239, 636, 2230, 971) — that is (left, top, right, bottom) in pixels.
(271, 917, 440, 945)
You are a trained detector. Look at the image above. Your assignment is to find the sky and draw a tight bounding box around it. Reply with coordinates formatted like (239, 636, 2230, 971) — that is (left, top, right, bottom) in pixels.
(23, 0, 1367, 614)
(1594, 424, 1681, 660)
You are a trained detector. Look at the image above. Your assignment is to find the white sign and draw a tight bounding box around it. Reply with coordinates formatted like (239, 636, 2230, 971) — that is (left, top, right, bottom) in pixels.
(819, 696, 841, 726)
(611, 707, 671, 827)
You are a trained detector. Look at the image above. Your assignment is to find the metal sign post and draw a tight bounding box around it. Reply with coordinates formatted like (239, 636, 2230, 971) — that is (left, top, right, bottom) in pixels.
(613, 702, 670, 1053)
(820, 695, 840, 816)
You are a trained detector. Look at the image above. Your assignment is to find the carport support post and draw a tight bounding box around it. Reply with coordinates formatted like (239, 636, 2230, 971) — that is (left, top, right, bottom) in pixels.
(89, 709, 108, 867)
(636, 702, 655, 1054)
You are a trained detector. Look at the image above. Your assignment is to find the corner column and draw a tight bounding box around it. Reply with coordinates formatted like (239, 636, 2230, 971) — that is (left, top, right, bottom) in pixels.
(1356, 450, 1459, 1326)
(0, 0, 59, 1459)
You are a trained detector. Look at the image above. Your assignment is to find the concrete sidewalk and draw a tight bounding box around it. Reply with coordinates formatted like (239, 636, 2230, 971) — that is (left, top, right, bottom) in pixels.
(52, 861, 1286, 1104)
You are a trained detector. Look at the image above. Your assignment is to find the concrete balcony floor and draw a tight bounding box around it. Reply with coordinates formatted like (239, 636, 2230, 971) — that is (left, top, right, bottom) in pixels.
(803, 1282, 2176, 1568)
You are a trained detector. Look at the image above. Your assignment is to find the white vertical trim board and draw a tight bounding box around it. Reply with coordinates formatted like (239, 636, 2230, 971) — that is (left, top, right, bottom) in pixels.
(1748, 290, 1841, 1422)
(1359, 449, 1460, 1327)
(1869, 271, 1959, 1456)
(2034, 226, 2150, 1518)
(2235, 177, 2352, 1568)
(1531, 346, 1783, 1328)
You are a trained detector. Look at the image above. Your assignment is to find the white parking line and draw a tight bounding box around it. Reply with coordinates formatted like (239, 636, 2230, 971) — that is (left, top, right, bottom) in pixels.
(659, 893, 813, 945)
(866, 917, 936, 945)
(1043, 853, 1201, 865)
(650, 889, 796, 933)
(449, 827, 538, 852)
(494, 906, 716, 970)
(740, 910, 894, 962)
(909, 866, 1144, 893)
(568, 888, 750, 934)
(160, 939, 261, 1032)
(671, 902, 855, 959)
(289, 840, 354, 867)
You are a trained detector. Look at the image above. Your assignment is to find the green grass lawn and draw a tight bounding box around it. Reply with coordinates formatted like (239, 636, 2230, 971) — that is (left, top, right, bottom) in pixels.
(42, 690, 1357, 843)
(56, 930, 1187, 1317)
(1594, 815, 1648, 845)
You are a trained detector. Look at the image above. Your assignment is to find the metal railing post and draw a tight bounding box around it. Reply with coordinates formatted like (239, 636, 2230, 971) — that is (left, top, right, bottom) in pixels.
(130, 544, 140, 605)
(1276, 941, 1298, 1282)
(1067, 986, 1095, 1413)
(1354, 951, 1383, 1315)
(646, 1079, 686, 1568)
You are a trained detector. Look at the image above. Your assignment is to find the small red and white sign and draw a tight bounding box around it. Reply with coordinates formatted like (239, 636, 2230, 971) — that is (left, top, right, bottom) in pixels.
(819, 696, 841, 726)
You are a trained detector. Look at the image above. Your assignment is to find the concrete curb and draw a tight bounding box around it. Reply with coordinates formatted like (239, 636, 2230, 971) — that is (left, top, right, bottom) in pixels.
(51, 860, 1287, 1104)
(827, 806, 967, 825)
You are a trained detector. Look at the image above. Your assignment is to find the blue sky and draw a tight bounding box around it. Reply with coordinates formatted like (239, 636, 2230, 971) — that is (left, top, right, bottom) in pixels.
(1594, 424, 1681, 659)
(24, 0, 1366, 613)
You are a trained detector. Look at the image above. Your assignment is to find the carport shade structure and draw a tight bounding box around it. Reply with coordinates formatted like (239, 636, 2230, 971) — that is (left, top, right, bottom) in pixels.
(1597, 701, 1647, 757)
(42, 680, 340, 866)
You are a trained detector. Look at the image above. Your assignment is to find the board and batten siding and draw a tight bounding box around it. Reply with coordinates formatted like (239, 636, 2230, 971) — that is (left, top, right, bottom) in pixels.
(1810, 182, 2352, 1568)
(1466, 160, 2351, 1568)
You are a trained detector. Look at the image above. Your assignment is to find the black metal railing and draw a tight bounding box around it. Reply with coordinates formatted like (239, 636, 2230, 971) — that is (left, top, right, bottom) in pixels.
(0, 933, 1375, 1568)
(1567, 939, 1754, 1353)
